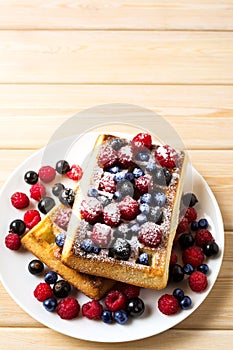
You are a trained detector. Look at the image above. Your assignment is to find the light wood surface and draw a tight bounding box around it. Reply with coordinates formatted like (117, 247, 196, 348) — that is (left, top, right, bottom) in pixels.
(0, 1, 232, 349)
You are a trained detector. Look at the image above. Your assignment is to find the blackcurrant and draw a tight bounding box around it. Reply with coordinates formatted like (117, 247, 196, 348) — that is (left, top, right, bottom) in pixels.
(24, 171, 38, 185)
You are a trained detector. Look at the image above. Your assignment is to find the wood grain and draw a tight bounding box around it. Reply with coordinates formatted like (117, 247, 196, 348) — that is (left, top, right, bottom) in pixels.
(0, 31, 233, 84)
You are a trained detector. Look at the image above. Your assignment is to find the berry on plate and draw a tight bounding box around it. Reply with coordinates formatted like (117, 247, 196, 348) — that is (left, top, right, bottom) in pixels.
(9, 219, 26, 236)
(53, 280, 71, 298)
(155, 145, 179, 168)
(24, 170, 38, 185)
(113, 310, 128, 325)
(115, 283, 140, 299)
(82, 300, 103, 320)
(56, 160, 70, 175)
(182, 246, 205, 268)
(38, 197, 55, 214)
(189, 271, 208, 293)
(28, 259, 44, 275)
(105, 290, 127, 312)
(66, 164, 83, 181)
(195, 229, 214, 248)
(57, 297, 80, 320)
(33, 283, 53, 302)
(158, 294, 179, 315)
(184, 207, 197, 223)
(5, 233, 21, 250)
(11, 192, 29, 209)
(24, 210, 41, 229)
(176, 217, 189, 235)
(30, 183, 46, 201)
(126, 297, 145, 317)
(38, 165, 56, 183)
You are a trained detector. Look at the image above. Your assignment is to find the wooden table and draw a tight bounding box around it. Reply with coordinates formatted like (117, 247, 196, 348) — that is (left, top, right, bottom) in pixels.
(0, 1, 232, 349)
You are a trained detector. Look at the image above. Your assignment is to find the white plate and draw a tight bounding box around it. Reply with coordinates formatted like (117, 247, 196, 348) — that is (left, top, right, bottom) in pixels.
(0, 132, 224, 343)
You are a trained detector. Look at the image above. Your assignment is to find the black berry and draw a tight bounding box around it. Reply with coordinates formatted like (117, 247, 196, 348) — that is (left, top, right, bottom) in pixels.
(127, 297, 145, 317)
(56, 160, 70, 174)
(52, 183, 65, 197)
(109, 238, 131, 261)
(203, 241, 219, 257)
(28, 259, 44, 275)
(9, 219, 26, 236)
(182, 193, 198, 207)
(24, 171, 38, 185)
(58, 188, 75, 207)
(163, 167, 172, 186)
(38, 196, 55, 214)
(178, 233, 194, 250)
(110, 138, 124, 151)
(53, 280, 71, 298)
(170, 264, 184, 282)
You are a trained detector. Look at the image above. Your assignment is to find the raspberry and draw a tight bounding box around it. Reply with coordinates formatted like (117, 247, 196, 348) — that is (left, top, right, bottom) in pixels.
(105, 290, 127, 312)
(57, 297, 80, 320)
(30, 183, 46, 201)
(116, 283, 140, 299)
(182, 246, 205, 268)
(189, 271, 208, 292)
(170, 251, 178, 266)
(103, 203, 121, 227)
(80, 198, 103, 224)
(54, 209, 72, 230)
(38, 166, 56, 183)
(195, 229, 214, 248)
(184, 207, 197, 223)
(156, 145, 179, 168)
(117, 145, 134, 168)
(158, 294, 179, 315)
(5, 233, 21, 250)
(66, 164, 83, 181)
(11, 192, 29, 209)
(24, 210, 41, 229)
(98, 145, 118, 168)
(33, 283, 53, 302)
(138, 222, 162, 248)
(99, 172, 116, 193)
(176, 217, 189, 234)
(119, 196, 139, 220)
(90, 223, 112, 247)
(132, 133, 152, 150)
(82, 300, 103, 320)
(135, 175, 153, 195)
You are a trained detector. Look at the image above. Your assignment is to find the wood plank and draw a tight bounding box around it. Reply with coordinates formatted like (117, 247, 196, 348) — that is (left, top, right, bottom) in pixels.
(0, 31, 232, 84)
(0, 1, 232, 30)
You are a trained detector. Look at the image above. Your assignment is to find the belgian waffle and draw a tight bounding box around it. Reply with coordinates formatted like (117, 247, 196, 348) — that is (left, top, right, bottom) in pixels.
(62, 132, 188, 290)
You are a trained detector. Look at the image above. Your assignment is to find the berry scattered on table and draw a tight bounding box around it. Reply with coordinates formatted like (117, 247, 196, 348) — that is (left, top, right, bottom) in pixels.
(57, 297, 80, 320)
(5, 233, 21, 250)
(82, 300, 103, 320)
(9, 219, 26, 236)
(34, 283, 53, 302)
(38, 166, 56, 183)
(24, 171, 38, 185)
(189, 271, 208, 293)
(30, 183, 46, 201)
(24, 210, 41, 229)
(28, 259, 44, 275)
(11, 192, 29, 209)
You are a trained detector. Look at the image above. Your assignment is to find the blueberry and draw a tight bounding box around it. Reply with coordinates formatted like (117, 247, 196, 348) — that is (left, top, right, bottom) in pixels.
(53, 280, 71, 298)
(198, 218, 209, 229)
(101, 310, 113, 324)
(178, 233, 194, 250)
(197, 264, 209, 275)
(203, 241, 219, 257)
(125, 172, 135, 181)
(97, 195, 111, 207)
(113, 310, 128, 325)
(88, 188, 99, 198)
(180, 296, 192, 310)
(80, 238, 95, 253)
(129, 223, 140, 235)
(107, 165, 121, 174)
(163, 167, 172, 186)
(43, 297, 57, 312)
(24, 170, 38, 185)
(191, 221, 199, 231)
(140, 193, 152, 205)
(146, 162, 157, 173)
(153, 192, 167, 207)
(59, 188, 75, 207)
(173, 288, 185, 302)
(52, 183, 65, 197)
(93, 245, 101, 254)
(113, 191, 123, 202)
(56, 160, 70, 174)
(170, 264, 184, 282)
(55, 233, 66, 247)
(136, 213, 148, 225)
(111, 138, 124, 151)
(38, 196, 55, 214)
(114, 224, 129, 239)
(127, 297, 145, 317)
(117, 180, 134, 197)
(9, 219, 26, 236)
(114, 172, 126, 183)
(153, 168, 166, 186)
(183, 263, 195, 275)
(44, 271, 58, 284)
(137, 252, 149, 266)
(132, 168, 145, 178)
(135, 151, 150, 162)
(139, 203, 150, 214)
(148, 207, 163, 224)
(28, 259, 44, 275)
(182, 193, 198, 207)
(109, 238, 131, 261)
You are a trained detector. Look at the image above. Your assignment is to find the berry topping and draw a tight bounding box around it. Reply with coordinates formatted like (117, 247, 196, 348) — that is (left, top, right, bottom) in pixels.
(11, 192, 29, 209)
(114, 171, 126, 183)
(141, 193, 153, 205)
(5, 233, 21, 250)
(184, 207, 197, 223)
(139, 203, 150, 214)
(182, 193, 198, 207)
(178, 233, 194, 250)
(99, 172, 116, 193)
(203, 241, 219, 257)
(54, 209, 72, 230)
(38, 166, 56, 183)
(189, 271, 208, 293)
(183, 263, 195, 275)
(82, 300, 103, 320)
(127, 297, 145, 317)
(136, 213, 147, 225)
(116, 283, 140, 299)
(195, 229, 214, 248)
(105, 290, 127, 312)
(24, 209, 41, 229)
(132, 167, 145, 178)
(176, 217, 189, 234)
(66, 164, 83, 181)
(52, 183, 65, 197)
(33, 283, 53, 302)
(98, 145, 118, 168)
(135, 151, 150, 162)
(44, 271, 58, 284)
(55, 233, 66, 247)
(109, 238, 131, 261)
(197, 264, 209, 275)
(103, 203, 121, 227)
(158, 294, 179, 315)
(56, 160, 70, 174)
(170, 251, 178, 266)
(135, 175, 153, 195)
(132, 133, 152, 150)
(110, 138, 124, 151)
(80, 238, 97, 253)
(153, 168, 167, 186)
(53, 280, 71, 298)
(138, 222, 162, 248)
(88, 188, 99, 198)
(80, 198, 103, 223)
(117, 145, 134, 168)
(57, 297, 80, 320)
(117, 180, 134, 198)
(125, 172, 135, 181)
(43, 297, 57, 312)
(148, 206, 163, 224)
(169, 264, 184, 282)
(179, 295, 192, 310)
(101, 310, 113, 324)
(30, 183, 46, 201)
(113, 310, 128, 325)
(163, 167, 172, 185)
(24, 171, 38, 185)
(119, 196, 139, 220)
(156, 145, 179, 168)
(38, 197, 55, 214)
(198, 218, 209, 229)
(9, 219, 26, 236)
(182, 246, 205, 268)
(153, 192, 167, 207)
(91, 223, 112, 247)
(28, 259, 44, 275)
(173, 288, 185, 302)
(146, 162, 157, 173)
(59, 188, 75, 207)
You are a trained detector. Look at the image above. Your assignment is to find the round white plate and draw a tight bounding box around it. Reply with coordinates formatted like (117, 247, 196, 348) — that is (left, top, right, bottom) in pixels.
(0, 132, 224, 342)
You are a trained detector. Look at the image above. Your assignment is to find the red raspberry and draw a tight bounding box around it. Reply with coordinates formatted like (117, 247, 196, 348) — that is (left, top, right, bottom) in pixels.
(195, 229, 214, 248)
(132, 133, 152, 150)
(24, 210, 41, 229)
(5, 233, 21, 250)
(99, 172, 116, 193)
(66, 164, 83, 181)
(54, 209, 72, 230)
(80, 198, 103, 224)
(158, 294, 179, 315)
(98, 145, 118, 168)
(90, 223, 112, 247)
(11, 192, 29, 209)
(184, 207, 197, 223)
(82, 300, 103, 320)
(138, 222, 162, 248)
(119, 196, 139, 220)
(103, 203, 121, 227)
(170, 251, 178, 266)
(135, 175, 153, 195)
(189, 271, 208, 293)
(117, 145, 134, 168)
(38, 166, 56, 183)
(156, 145, 179, 168)
(30, 183, 46, 201)
(182, 246, 205, 268)
(57, 297, 80, 320)
(105, 290, 127, 312)
(116, 283, 140, 299)
(176, 217, 189, 234)
(33, 283, 53, 302)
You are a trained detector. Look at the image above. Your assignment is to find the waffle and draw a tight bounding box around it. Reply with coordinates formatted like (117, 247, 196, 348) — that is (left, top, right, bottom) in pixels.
(62, 132, 188, 290)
